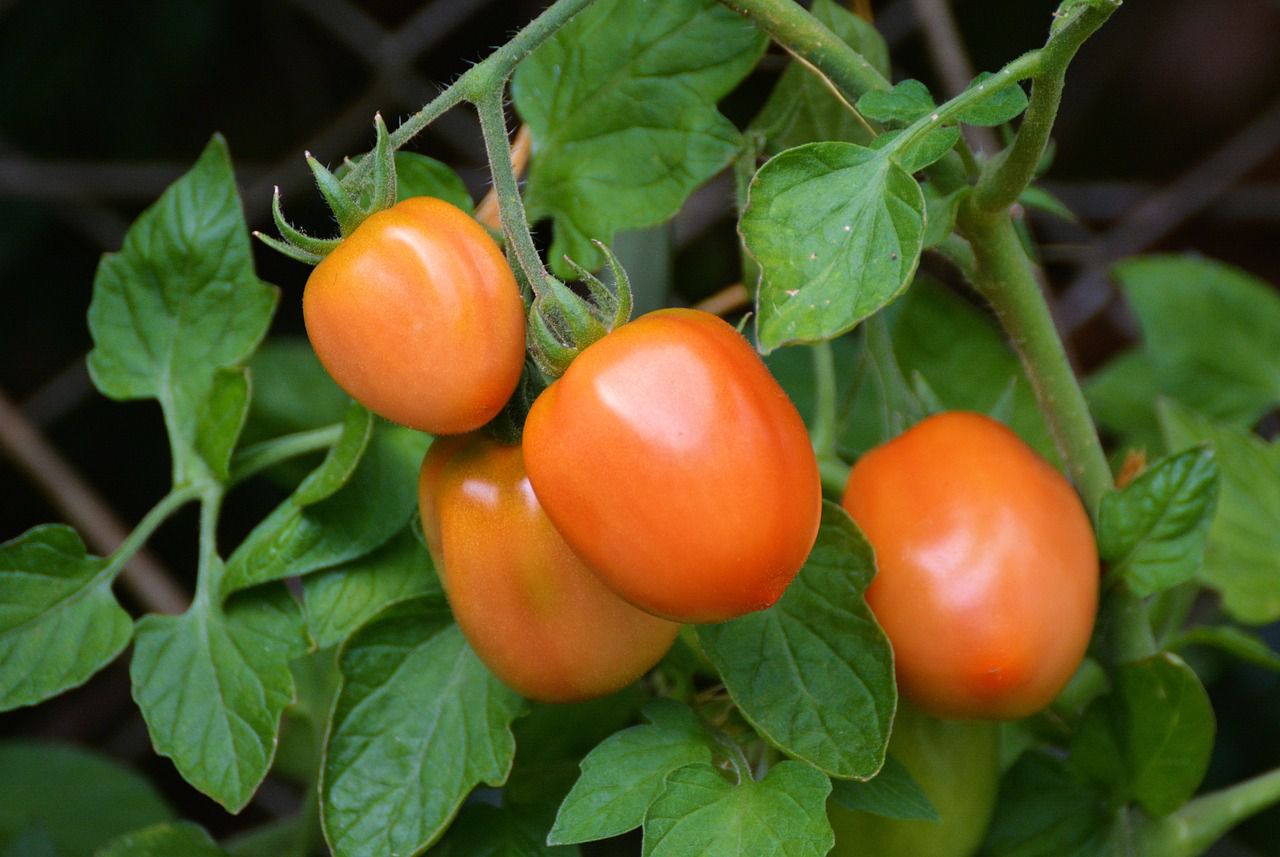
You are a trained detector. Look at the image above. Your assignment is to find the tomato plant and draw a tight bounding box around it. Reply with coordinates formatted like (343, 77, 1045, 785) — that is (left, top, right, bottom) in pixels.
(842, 411, 1098, 719)
(304, 196, 525, 434)
(418, 434, 679, 703)
(523, 308, 822, 623)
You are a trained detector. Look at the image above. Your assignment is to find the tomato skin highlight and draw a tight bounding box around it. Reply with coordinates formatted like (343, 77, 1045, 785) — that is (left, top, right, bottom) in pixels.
(304, 197, 525, 435)
(842, 411, 1098, 719)
(522, 308, 822, 624)
(418, 435, 679, 704)
(828, 702, 1000, 857)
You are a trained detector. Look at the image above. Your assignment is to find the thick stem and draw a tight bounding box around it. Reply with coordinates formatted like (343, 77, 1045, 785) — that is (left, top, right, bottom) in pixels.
(475, 89, 555, 297)
(1138, 768, 1280, 857)
(972, 2, 1119, 213)
(961, 209, 1112, 512)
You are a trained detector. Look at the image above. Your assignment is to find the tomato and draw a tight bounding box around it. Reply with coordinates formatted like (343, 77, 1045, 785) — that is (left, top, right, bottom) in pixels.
(304, 197, 525, 435)
(829, 702, 1000, 857)
(418, 435, 679, 703)
(842, 411, 1098, 719)
(522, 308, 821, 624)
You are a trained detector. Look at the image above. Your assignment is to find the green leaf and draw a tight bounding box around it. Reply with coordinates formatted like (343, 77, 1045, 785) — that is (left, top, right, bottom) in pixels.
(549, 699, 715, 845)
(1019, 186, 1077, 222)
(1097, 447, 1219, 597)
(131, 582, 305, 812)
(430, 804, 577, 857)
(697, 503, 894, 779)
(222, 421, 427, 597)
(195, 368, 251, 482)
(321, 598, 526, 857)
(0, 526, 131, 712)
(954, 72, 1029, 126)
(394, 152, 473, 212)
(87, 135, 278, 487)
(750, 0, 885, 153)
(981, 751, 1123, 857)
(0, 742, 173, 856)
(856, 79, 935, 124)
(1159, 400, 1280, 623)
(3, 828, 58, 857)
(1169, 625, 1280, 672)
(242, 339, 350, 444)
(922, 184, 967, 248)
(828, 755, 938, 822)
(96, 823, 227, 857)
(873, 126, 962, 173)
(303, 526, 441, 649)
(1117, 255, 1280, 427)
(512, 0, 765, 276)
(742, 142, 924, 352)
(1071, 653, 1214, 816)
(1085, 349, 1162, 454)
(642, 762, 833, 857)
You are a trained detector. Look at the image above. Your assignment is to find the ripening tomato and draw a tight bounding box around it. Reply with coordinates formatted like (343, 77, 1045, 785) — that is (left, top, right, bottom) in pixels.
(419, 435, 679, 703)
(522, 308, 822, 624)
(842, 411, 1098, 719)
(304, 197, 525, 434)
(829, 702, 1000, 857)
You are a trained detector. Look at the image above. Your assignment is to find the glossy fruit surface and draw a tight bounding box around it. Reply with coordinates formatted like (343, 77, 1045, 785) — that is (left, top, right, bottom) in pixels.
(304, 196, 524, 434)
(523, 308, 821, 624)
(418, 435, 679, 703)
(842, 411, 1098, 719)
(829, 702, 1000, 857)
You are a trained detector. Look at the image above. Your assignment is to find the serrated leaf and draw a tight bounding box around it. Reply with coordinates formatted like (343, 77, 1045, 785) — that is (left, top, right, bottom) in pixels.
(0, 742, 174, 856)
(222, 422, 426, 597)
(642, 762, 833, 857)
(87, 135, 278, 487)
(1170, 625, 1280, 672)
(303, 526, 441, 649)
(750, 0, 885, 153)
(1159, 400, 1280, 623)
(512, 0, 766, 275)
(856, 79, 935, 125)
(549, 699, 715, 845)
(0, 526, 132, 712)
(1118, 255, 1280, 427)
(697, 503, 894, 779)
(954, 72, 1029, 126)
(321, 599, 526, 857)
(1098, 447, 1219, 597)
(828, 756, 937, 821)
(430, 804, 577, 857)
(130, 583, 305, 812)
(1071, 653, 1214, 816)
(394, 152, 473, 212)
(981, 751, 1123, 857)
(96, 823, 227, 857)
(742, 142, 924, 352)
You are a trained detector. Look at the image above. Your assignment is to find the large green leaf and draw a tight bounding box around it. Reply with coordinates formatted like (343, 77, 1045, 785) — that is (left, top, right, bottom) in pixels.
(321, 599, 526, 857)
(1159, 401, 1280, 623)
(87, 135, 277, 487)
(394, 152, 473, 212)
(981, 752, 1123, 857)
(642, 762, 833, 857)
(741, 142, 924, 352)
(697, 502, 894, 779)
(827, 755, 938, 822)
(131, 582, 305, 812)
(549, 699, 715, 845)
(429, 804, 577, 857)
(0, 526, 131, 712)
(512, 0, 766, 275)
(1097, 447, 1219, 597)
(1086, 349, 1162, 454)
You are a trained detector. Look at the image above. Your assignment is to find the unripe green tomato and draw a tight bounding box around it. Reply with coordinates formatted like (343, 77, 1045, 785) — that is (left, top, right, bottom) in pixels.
(829, 703, 1000, 857)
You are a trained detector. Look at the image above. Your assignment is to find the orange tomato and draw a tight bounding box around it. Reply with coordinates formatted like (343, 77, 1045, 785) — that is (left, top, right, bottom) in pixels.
(304, 197, 525, 434)
(842, 411, 1098, 719)
(523, 309, 822, 624)
(418, 435, 679, 703)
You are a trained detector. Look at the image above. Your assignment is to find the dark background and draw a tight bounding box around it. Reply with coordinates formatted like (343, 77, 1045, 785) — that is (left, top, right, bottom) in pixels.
(1, 0, 1278, 853)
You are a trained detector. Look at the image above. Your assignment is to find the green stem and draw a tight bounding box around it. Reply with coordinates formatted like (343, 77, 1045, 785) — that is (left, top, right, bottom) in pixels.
(194, 488, 226, 604)
(810, 342, 838, 460)
(100, 486, 200, 582)
(1138, 767, 1280, 857)
(960, 208, 1112, 512)
(972, 1, 1119, 212)
(474, 88, 555, 297)
(229, 424, 344, 487)
(819, 457, 851, 496)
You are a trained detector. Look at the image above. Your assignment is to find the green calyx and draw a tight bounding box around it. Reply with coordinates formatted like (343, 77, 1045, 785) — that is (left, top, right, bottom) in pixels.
(255, 113, 398, 266)
(527, 240, 633, 379)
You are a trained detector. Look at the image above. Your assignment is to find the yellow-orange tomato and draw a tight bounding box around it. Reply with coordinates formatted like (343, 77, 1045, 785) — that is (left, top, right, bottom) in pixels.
(418, 435, 679, 703)
(842, 411, 1098, 719)
(523, 309, 822, 624)
(304, 197, 524, 434)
